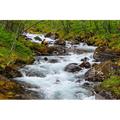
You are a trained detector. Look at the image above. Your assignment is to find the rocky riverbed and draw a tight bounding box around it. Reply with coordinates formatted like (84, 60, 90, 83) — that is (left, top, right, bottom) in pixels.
(13, 33, 104, 99)
(1, 32, 119, 99)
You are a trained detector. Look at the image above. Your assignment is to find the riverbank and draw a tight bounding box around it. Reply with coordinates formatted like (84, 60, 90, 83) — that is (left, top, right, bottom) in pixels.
(0, 28, 120, 99)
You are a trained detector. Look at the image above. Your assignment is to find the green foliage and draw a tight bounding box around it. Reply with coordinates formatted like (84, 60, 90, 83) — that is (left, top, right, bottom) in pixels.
(1, 20, 120, 69)
(0, 24, 33, 69)
(101, 76, 120, 88)
(100, 76, 120, 97)
(28, 20, 120, 35)
(23, 20, 120, 50)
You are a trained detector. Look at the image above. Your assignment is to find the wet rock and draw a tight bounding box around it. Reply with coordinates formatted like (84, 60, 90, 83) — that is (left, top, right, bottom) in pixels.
(75, 79, 82, 83)
(53, 46, 66, 55)
(95, 94, 105, 100)
(17, 81, 39, 89)
(48, 59, 58, 63)
(34, 36, 42, 41)
(65, 47, 86, 55)
(74, 35, 83, 43)
(47, 46, 66, 55)
(85, 61, 113, 82)
(85, 68, 104, 82)
(74, 49, 86, 54)
(81, 57, 89, 61)
(45, 32, 59, 40)
(94, 85, 114, 99)
(54, 80, 60, 84)
(73, 33, 95, 45)
(54, 40, 66, 46)
(22, 66, 46, 77)
(35, 56, 41, 62)
(79, 61, 91, 68)
(64, 63, 82, 73)
(44, 57, 48, 61)
(99, 91, 114, 99)
(92, 59, 99, 62)
(45, 32, 53, 38)
(47, 46, 57, 55)
(26, 70, 46, 77)
(0, 66, 22, 78)
(54, 33, 59, 39)
(92, 63, 98, 67)
(50, 33, 59, 40)
(83, 82, 90, 87)
(93, 47, 120, 61)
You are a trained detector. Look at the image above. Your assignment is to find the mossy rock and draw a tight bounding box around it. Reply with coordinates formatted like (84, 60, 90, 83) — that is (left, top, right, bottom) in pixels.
(34, 36, 42, 41)
(0, 65, 22, 78)
(0, 75, 23, 99)
(85, 61, 113, 82)
(0, 75, 40, 99)
(93, 47, 120, 61)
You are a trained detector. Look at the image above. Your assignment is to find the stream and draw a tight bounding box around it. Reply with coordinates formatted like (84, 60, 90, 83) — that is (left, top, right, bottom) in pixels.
(14, 33, 99, 100)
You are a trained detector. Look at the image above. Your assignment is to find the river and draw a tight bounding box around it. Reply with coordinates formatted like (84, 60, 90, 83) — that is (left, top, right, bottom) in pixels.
(14, 33, 99, 100)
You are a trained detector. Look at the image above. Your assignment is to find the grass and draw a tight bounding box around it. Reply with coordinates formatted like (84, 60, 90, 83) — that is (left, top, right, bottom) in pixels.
(0, 26, 33, 69)
(100, 76, 120, 97)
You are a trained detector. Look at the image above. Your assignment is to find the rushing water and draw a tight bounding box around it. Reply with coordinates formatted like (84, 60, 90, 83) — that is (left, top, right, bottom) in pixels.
(15, 33, 98, 100)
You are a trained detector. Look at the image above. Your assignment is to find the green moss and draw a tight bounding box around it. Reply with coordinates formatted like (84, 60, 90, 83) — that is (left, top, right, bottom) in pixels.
(0, 75, 23, 99)
(0, 26, 34, 69)
(100, 76, 120, 97)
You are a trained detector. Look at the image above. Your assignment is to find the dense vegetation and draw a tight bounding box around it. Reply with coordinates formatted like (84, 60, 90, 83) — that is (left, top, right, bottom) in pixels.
(0, 20, 120, 99)
(0, 21, 34, 69)
(27, 20, 120, 49)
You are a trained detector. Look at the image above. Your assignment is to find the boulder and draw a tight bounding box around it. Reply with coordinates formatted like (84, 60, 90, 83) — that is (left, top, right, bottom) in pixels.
(73, 35, 84, 43)
(0, 75, 40, 99)
(48, 59, 59, 63)
(54, 33, 59, 39)
(45, 32, 59, 40)
(82, 82, 91, 87)
(64, 63, 82, 73)
(54, 80, 60, 84)
(54, 40, 66, 46)
(34, 36, 42, 41)
(74, 49, 86, 54)
(48, 46, 66, 55)
(85, 68, 105, 82)
(85, 61, 113, 82)
(94, 85, 114, 99)
(79, 61, 91, 68)
(92, 63, 98, 67)
(0, 75, 22, 99)
(81, 57, 89, 61)
(98, 90, 114, 99)
(44, 57, 48, 61)
(45, 32, 53, 38)
(26, 70, 45, 77)
(93, 47, 120, 61)
(50, 33, 59, 40)
(0, 66, 22, 78)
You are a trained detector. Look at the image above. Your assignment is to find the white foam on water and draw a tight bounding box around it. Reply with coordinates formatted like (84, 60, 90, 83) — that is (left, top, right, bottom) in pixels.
(15, 35, 98, 99)
(23, 32, 55, 44)
(74, 42, 97, 52)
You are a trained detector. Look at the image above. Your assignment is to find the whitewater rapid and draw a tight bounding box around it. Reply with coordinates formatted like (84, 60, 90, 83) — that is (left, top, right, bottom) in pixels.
(14, 38, 98, 99)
